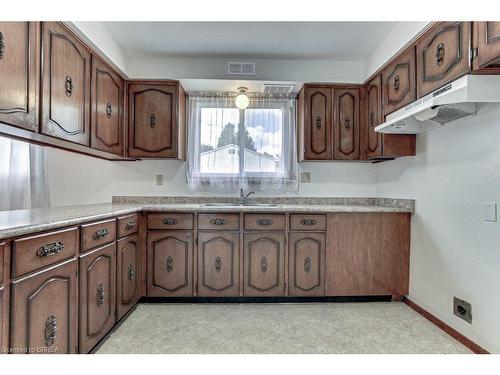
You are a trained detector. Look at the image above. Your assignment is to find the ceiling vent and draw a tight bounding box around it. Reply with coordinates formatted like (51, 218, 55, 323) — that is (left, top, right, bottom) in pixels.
(262, 84, 295, 95)
(227, 62, 255, 76)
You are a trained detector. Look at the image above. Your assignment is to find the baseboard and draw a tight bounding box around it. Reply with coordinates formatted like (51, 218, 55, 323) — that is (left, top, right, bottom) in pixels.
(403, 297, 489, 354)
(139, 295, 393, 304)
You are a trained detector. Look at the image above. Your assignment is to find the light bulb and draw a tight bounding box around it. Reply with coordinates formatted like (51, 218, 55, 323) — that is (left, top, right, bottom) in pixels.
(235, 87, 249, 110)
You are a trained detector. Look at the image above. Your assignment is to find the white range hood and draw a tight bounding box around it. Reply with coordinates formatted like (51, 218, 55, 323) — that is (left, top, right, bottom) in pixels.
(375, 75, 500, 134)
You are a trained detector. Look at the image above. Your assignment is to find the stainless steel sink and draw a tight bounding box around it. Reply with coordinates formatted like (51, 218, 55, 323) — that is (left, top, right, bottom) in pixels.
(202, 203, 280, 207)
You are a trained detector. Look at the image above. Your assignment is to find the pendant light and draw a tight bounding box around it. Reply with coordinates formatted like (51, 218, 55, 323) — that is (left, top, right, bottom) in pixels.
(235, 87, 249, 110)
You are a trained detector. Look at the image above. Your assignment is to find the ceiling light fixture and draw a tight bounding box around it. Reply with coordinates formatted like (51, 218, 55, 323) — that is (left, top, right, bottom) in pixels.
(235, 87, 249, 110)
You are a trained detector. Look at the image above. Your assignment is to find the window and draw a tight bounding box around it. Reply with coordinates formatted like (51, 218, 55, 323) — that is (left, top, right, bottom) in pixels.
(186, 93, 298, 193)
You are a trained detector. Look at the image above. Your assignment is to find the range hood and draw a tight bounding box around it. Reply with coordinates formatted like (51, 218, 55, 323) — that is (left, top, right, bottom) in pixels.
(375, 75, 500, 134)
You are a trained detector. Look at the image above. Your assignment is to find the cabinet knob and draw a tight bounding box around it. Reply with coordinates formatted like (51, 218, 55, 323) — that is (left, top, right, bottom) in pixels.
(96, 283, 105, 307)
(93, 228, 109, 240)
(125, 221, 136, 230)
(166, 256, 174, 272)
(127, 264, 135, 280)
(344, 117, 351, 131)
(300, 219, 317, 226)
(436, 42, 445, 66)
(260, 256, 268, 273)
(393, 75, 400, 93)
(315, 116, 322, 129)
(65, 76, 73, 97)
(149, 113, 156, 128)
(0, 31, 5, 59)
(256, 218, 273, 226)
(210, 218, 227, 226)
(162, 217, 178, 225)
(369, 111, 375, 127)
(44, 315, 57, 347)
(215, 256, 222, 273)
(106, 102, 112, 119)
(37, 242, 64, 257)
(304, 256, 312, 273)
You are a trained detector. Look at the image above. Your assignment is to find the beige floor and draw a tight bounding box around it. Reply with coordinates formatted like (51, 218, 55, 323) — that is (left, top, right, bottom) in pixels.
(96, 302, 471, 354)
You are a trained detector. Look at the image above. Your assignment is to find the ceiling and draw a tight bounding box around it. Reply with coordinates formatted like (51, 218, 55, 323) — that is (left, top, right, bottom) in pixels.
(101, 22, 397, 60)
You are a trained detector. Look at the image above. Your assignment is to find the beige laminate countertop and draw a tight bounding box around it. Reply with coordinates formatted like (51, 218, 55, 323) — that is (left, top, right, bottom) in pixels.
(0, 202, 413, 241)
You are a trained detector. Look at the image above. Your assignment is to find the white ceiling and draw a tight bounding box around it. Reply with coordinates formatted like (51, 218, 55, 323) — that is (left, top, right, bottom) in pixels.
(101, 22, 397, 60)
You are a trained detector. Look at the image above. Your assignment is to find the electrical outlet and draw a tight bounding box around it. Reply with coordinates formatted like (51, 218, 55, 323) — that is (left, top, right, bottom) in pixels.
(155, 174, 164, 186)
(300, 172, 311, 183)
(453, 297, 472, 324)
(483, 203, 497, 222)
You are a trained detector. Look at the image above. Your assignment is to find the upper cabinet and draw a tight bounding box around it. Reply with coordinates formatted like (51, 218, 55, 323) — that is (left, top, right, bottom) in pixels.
(473, 22, 500, 70)
(382, 46, 416, 117)
(128, 82, 186, 159)
(417, 22, 471, 98)
(0, 22, 40, 131)
(334, 88, 360, 160)
(90, 56, 124, 156)
(41, 22, 91, 146)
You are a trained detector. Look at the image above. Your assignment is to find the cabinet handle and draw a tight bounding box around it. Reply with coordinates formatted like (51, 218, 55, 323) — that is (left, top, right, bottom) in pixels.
(0, 31, 5, 59)
(65, 76, 73, 97)
(149, 113, 156, 128)
(315, 116, 322, 130)
(369, 111, 375, 127)
(106, 102, 112, 119)
(166, 256, 174, 272)
(344, 117, 351, 131)
(125, 221, 136, 230)
(209, 218, 227, 226)
(93, 228, 109, 240)
(300, 219, 317, 226)
(436, 42, 445, 66)
(37, 242, 64, 257)
(44, 315, 57, 347)
(96, 283, 105, 306)
(162, 217, 178, 225)
(304, 256, 312, 273)
(127, 264, 135, 280)
(256, 218, 273, 226)
(260, 256, 268, 273)
(215, 256, 222, 273)
(394, 75, 400, 93)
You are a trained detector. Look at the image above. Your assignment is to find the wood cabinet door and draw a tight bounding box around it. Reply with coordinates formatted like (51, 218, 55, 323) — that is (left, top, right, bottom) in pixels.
(0, 286, 4, 352)
(474, 22, 500, 69)
(10, 259, 78, 354)
(128, 84, 178, 158)
(382, 46, 416, 117)
(117, 234, 140, 321)
(417, 22, 471, 98)
(0, 22, 40, 131)
(79, 243, 116, 353)
(334, 88, 360, 160)
(288, 232, 325, 296)
(303, 86, 333, 160)
(41, 22, 91, 146)
(147, 231, 193, 296)
(198, 232, 239, 296)
(90, 56, 124, 155)
(243, 232, 285, 296)
(365, 75, 383, 159)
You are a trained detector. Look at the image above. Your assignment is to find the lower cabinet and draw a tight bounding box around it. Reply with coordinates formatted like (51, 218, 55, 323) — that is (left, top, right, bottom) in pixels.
(288, 232, 326, 296)
(0, 285, 4, 352)
(147, 231, 193, 296)
(79, 243, 116, 354)
(243, 232, 285, 296)
(10, 259, 78, 354)
(197, 232, 240, 296)
(117, 234, 141, 321)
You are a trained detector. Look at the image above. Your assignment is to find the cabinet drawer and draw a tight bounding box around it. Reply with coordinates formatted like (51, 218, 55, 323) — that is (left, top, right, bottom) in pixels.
(81, 219, 116, 253)
(244, 214, 286, 231)
(290, 214, 327, 231)
(12, 227, 78, 278)
(198, 213, 240, 230)
(117, 214, 139, 238)
(148, 213, 194, 230)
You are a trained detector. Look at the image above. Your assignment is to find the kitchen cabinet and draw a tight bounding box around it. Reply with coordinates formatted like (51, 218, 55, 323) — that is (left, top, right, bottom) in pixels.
(90, 55, 124, 156)
(0, 285, 4, 352)
(382, 46, 416, 117)
(79, 243, 116, 353)
(197, 232, 240, 296)
(147, 231, 193, 296)
(243, 232, 285, 297)
(334, 88, 360, 160)
(10, 259, 78, 354)
(117, 214, 139, 239)
(417, 22, 471, 98)
(473, 21, 500, 70)
(80, 218, 116, 253)
(288, 232, 325, 296)
(41, 22, 91, 146)
(116, 234, 140, 321)
(0, 241, 4, 284)
(0, 22, 40, 131)
(128, 82, 186, 159)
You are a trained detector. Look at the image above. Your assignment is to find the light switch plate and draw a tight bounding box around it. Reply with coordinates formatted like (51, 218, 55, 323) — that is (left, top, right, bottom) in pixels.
(483, 203, 497, 222)
(156, 174, 164, 186)
(300, 172, 311, 183)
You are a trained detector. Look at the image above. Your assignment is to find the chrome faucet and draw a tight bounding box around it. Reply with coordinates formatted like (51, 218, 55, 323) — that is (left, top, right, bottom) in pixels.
(240, 188, 255, 205)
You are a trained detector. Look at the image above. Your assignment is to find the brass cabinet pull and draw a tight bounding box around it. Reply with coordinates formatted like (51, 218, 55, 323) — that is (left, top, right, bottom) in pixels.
(149, 113, 156, 128)
(300, 219, 317, 226)
(106, 102, 112, 119)
(215, 256, 222, 273)
(96, 283, 105, 306)
(65, 76, 73, 97)
(256, 218, 273, 226)
(315, 116, 322, 129)
(127, 264, 135, 280)
(304, 257, 312, 273)
(260, 256, 268, 273)
(93, 228, 109, 240)
(209, 218, 227, 226)
(369, 111, 375, 127)
(37, 242, 64, 257)
(436, 42, 445, 66)
(166, 256, 174, 272)
(162, 217, 178, 225)
(0, 31, 5, 59)
(394, 75, 400, 93)
(44, 315, 57, 347)
(125, 221, 136, 230)
(344, 117, 351, 131)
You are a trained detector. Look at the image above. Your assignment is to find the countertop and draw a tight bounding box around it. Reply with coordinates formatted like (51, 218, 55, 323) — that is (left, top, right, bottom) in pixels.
(0, 199, 414, 240)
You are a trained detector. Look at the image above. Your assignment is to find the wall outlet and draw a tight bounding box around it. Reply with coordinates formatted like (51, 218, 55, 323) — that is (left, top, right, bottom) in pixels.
(483, 203, 497, 222)
(300, 172, 311, 183)
(453, 297, 472, 324)
(155, 174, 164, 186)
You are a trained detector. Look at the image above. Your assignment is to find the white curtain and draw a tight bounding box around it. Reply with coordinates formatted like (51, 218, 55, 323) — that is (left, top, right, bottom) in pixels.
(0, 137, 50, 211)
(186, 92, 298, 193)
